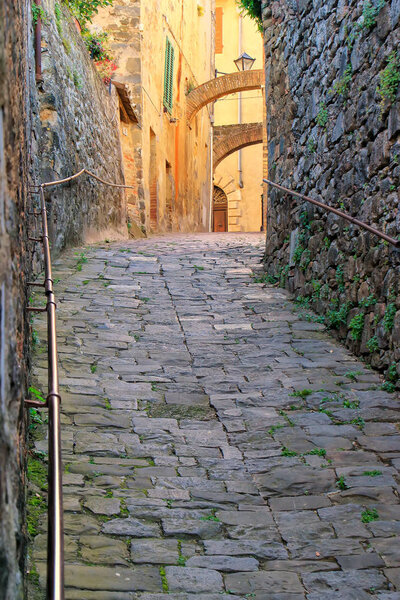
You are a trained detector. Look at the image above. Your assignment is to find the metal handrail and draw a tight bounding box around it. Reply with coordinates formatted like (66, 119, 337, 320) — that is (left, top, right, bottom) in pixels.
(263, 178, 400, 248)
(28, 171, 134, 600)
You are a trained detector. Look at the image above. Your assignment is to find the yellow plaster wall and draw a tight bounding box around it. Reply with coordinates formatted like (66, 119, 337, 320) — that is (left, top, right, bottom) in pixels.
(214, 0, 263, 232)
(92, 0, 215, 233)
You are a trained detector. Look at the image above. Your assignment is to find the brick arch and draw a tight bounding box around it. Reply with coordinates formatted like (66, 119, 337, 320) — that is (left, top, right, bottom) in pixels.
(213, 122, 263, 169)
(186, 69, 264, 122)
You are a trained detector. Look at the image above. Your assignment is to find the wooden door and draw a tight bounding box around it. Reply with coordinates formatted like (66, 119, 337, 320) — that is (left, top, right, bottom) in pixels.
(213, 209, 227, 232)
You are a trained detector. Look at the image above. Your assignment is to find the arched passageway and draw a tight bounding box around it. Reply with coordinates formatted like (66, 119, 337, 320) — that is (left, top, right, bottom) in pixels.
(186, 69, 264, 122)
(213, 122, 264, 169)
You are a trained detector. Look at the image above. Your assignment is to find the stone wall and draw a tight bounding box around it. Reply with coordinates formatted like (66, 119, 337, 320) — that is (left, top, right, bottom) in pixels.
(33, 0, 128, 252)
(262, 0, 400, 384)
(0, 0, 31, 598)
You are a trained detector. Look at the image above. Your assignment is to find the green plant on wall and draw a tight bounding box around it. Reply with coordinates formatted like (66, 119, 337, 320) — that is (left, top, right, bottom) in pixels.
(31, 2, 48, 25)
(349, 312, 365, 341)
(377, 51, 400, 112)
(345, 1, 385, 50)
(367, 335, 379, 352)
(327, 302, 350, 329)
(63, 0, 114, 26)
(236, 0, 262, 30)
(361, 0, 385, 30)
(383, 302, 397, 333)
(331, 64, 352, 97)
(316, 102, 328, 128)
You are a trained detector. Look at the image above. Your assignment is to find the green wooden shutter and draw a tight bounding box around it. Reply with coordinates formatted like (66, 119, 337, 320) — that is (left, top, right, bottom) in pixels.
(163, 38, 174, 113)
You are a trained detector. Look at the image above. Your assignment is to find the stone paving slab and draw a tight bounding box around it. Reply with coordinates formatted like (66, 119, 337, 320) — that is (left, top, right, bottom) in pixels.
(27, 233, 400, 599)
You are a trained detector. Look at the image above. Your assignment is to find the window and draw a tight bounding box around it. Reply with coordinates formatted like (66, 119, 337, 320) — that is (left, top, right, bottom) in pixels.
(215, 7, 223, 54)
(163, 38, 175, 113)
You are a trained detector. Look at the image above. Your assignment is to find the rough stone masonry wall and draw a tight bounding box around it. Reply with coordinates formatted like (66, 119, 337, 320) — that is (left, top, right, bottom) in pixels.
(262, 0, 400, 384)
(0, 0, 31, 598)
(33, 0, 127, 252)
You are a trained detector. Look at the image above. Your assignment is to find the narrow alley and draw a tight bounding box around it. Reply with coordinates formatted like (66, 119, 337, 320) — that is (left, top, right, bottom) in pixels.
(28, 234, 400, 599)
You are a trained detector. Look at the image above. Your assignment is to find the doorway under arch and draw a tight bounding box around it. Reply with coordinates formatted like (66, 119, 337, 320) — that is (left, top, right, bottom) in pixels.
(213, 186, 228, 232)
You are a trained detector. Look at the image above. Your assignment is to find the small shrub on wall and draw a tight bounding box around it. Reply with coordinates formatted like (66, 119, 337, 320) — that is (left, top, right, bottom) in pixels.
(63, 0, 113, 26)
(237, 0, 262, 30)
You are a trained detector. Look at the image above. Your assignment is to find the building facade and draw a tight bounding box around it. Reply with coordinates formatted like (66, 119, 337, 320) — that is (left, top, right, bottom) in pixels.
(213, 0, 264, 232)
(93, 0, 215, 234)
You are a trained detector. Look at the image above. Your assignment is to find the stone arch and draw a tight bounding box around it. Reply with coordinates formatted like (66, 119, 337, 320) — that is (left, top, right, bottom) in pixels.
(213, 122, 264, 169)
(213, 174, 242, 232)
(186, 69, 264, 122)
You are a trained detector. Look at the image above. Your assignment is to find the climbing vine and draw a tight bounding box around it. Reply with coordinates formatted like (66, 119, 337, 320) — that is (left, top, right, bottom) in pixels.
(236, 0, 263, 30)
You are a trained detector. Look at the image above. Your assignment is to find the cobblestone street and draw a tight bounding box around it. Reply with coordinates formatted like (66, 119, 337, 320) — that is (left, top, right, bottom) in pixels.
(29, 233, 400, 599)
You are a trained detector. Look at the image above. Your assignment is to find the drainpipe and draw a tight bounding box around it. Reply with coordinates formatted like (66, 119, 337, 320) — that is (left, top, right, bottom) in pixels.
(209, 113, 214, 232)
(238, 14, 243, 189)
(34, 0, 43, 82)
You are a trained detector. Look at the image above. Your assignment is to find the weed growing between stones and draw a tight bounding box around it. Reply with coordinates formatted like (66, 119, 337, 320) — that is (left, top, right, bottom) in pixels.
(253, 273, 279, 284)
(73, 71, 83, 89)
(160, 566, 169, 592)
(177, 540, 187, 566)
(75, 252, 88, 271)
(304, 448, 327, 458)
(362, 470, 382, 477)
(366, 334, 379, 353)
(348, 313, 365, 341)
(281, 446, 298, 457)
(361, 508, 379, 523)
(362, 0, 386, 29)
(290, 389, 312, 399)
(377, 51, 400, 114)
(336, 475, 348, 490)
(200, 509, 220, 522)
(316, 102, 328, 128)
(268, 424, 285, 435)
(349, 416, 365, 430)
(381, 381, 396, 393)
(383, 302, 396, 333)
(330, 64, 352, 97)
(343, 398, 360, 409)
(120, 499, 129, 517)
(27, 493, 47, 537)
(307, 138, 317, 153)
(345, 370, 362, 381)
(327, 302, 350, 329)
(28, 457, 48, 491)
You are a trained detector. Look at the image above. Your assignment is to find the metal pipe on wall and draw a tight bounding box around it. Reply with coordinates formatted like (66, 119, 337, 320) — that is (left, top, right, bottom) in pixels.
(209, 117, 214, 232)
(238, 13, 243, 188)
(34, 0, 43, 82)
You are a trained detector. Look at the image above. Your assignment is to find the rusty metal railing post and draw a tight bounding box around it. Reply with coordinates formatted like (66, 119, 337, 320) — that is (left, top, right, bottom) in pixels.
(39, 185, 64, 600)
(27, 170, 135, 599)
(34, 0, 43, 83)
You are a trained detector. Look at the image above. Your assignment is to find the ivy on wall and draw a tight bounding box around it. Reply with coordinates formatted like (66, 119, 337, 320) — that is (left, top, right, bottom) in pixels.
(237, 0, 263, 30)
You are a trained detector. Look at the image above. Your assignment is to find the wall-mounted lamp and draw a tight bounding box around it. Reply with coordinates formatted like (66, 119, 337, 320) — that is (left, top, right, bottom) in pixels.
(234, 52, 256, 71)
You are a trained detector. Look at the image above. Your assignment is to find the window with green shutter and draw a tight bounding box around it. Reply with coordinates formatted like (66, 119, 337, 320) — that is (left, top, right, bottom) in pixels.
(163, 38, 175, 113)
